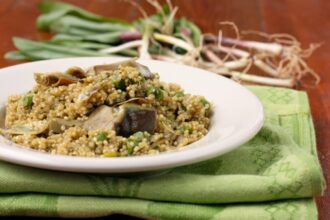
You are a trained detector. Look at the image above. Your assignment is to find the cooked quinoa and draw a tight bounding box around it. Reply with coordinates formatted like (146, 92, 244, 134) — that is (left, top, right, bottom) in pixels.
(1, 60, 212, 157)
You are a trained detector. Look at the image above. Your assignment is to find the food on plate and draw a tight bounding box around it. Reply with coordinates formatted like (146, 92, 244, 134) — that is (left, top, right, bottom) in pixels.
(0, 59, 212, 157)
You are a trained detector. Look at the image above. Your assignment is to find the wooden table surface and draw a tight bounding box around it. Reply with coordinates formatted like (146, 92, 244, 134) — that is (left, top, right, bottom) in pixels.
(0, 0, 329, 219)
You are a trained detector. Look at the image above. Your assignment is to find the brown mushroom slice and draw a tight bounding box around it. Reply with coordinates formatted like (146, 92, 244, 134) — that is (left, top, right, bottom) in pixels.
(83, 105, 118, 131)
(34, 72, 80, 87)
(115, 104, 157, 137)
(87, 59, 154, 79)
(65, 66, 87, 79)
(48, 119, 83, 134)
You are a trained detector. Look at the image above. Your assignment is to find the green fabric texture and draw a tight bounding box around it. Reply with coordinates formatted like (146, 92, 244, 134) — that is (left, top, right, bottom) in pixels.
(0, 86, 325, 219)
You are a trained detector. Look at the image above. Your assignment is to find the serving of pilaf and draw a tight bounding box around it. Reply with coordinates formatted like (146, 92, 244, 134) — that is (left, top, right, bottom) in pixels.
(0, 59, 212, 157)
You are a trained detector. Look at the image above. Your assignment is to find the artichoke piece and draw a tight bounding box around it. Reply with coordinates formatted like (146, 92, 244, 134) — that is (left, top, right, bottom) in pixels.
(34, 72, 80, 87)
(65, 66, 87, 79)
(115, 104, 156, 137)
(82, 104, 156, 138)
(48, 119, 83, 134)
(83, 105, 118, 131)
(87, 59, 154, 79)
(77, 85, 100, 102)
(0, 121, 48, 135)
(0, 106, 48, 135)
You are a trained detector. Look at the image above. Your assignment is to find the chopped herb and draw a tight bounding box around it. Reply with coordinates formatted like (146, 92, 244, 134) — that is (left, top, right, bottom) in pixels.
(126, 145, 134, 155)
(22, 95, 33, 108)
(124, 132, 148, 156)
(200, 98, 211, 115)
(179, 125, 192, 134)
(179, 127, 186, 134)
(147, 86, 164, 100)
(133, 131, 145, 141)
(200, 98, 210, 108)
(128, 78, 136, 84)
(96, 132, 107, 142)
(175, 91, 184, 97)
(112, 80, 126, 91)
(147, 87, 155, 95)
(112, 78, 126, 91)
(138, 77, 146, 84)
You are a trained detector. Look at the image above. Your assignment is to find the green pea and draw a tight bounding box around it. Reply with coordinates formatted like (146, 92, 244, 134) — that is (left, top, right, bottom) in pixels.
(179, 125, 192, 134)
(96, 132, 107, 142)
(147, 87, 155, 95)
(133, 131, 144, 140)
(123, 140, 135, 155)
(112, 78, 126, 91)
(200, 98, 210, 108)
(22, 96, 33, 108)
(201, 98, 211, 115)
(126, 146, 134, 155)
(112, 75, 125, 89)
(147, 86, 164, 100)
(175, 91, 184, 97)
(179, 127, 186, 134)
(124, 132, 147, 155)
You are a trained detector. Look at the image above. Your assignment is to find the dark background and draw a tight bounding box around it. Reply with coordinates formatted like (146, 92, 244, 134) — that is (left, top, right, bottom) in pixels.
(0, 0, 329, 219)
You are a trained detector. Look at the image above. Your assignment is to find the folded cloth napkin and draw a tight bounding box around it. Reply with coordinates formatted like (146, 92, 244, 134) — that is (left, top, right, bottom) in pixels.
(0, 86, 325, 219)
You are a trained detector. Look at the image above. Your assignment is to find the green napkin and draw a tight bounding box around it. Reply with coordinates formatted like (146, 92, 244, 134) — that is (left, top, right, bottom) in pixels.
(0, 86, 325, 219)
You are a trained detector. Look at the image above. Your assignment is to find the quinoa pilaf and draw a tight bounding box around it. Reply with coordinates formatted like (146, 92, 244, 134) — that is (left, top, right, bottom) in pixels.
(1, 60, 212, 157)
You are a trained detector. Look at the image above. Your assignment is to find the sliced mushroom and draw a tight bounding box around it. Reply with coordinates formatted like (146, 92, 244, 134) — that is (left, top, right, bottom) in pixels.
(87, 59, 154, 79)
(115, 104, 157, 137)
(34, 72, 80, 87)
(48, 118, 83, 134)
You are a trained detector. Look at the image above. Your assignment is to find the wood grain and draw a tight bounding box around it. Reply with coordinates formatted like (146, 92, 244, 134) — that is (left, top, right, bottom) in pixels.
(259, 1, 330, 219)
(0, 0, 329, 219)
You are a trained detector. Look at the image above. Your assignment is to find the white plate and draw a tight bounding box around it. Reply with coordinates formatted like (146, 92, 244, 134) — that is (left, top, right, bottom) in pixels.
(0, 57, 264, 173)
